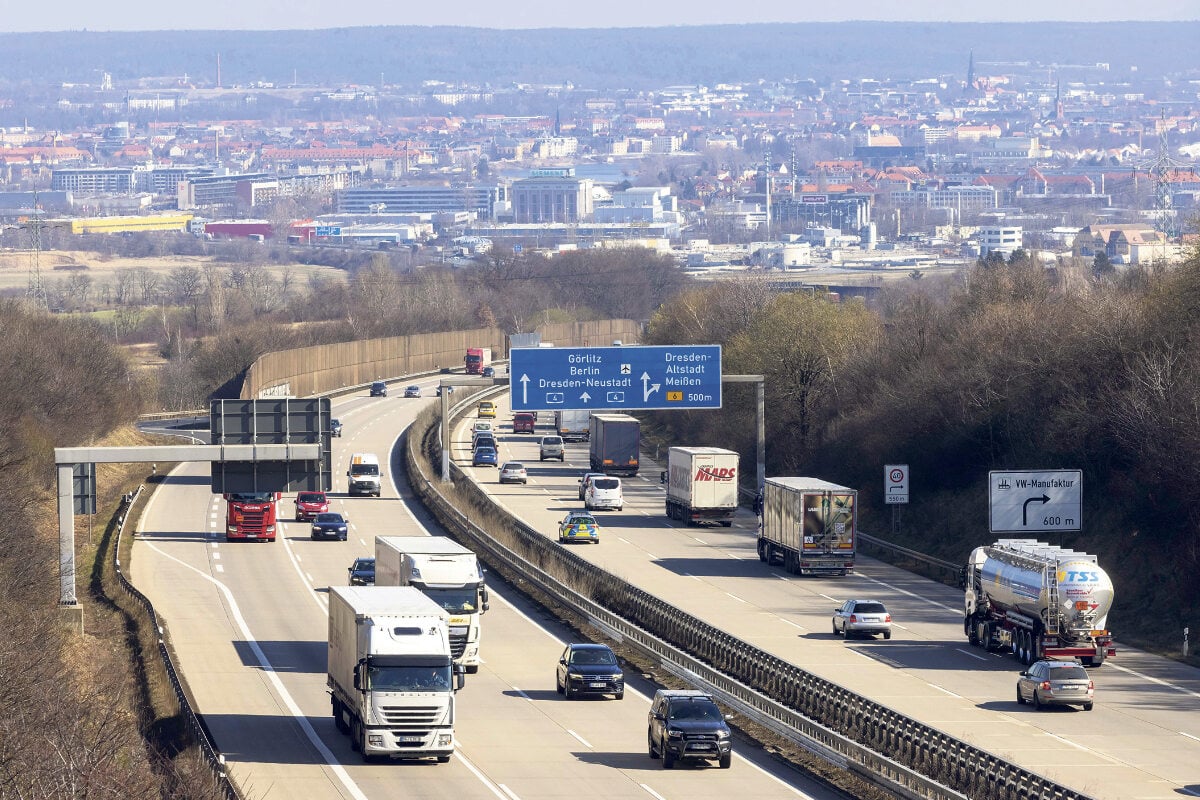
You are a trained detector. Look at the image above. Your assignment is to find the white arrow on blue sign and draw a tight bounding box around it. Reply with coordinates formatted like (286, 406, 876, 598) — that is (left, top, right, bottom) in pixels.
(509, 345, 722, 411)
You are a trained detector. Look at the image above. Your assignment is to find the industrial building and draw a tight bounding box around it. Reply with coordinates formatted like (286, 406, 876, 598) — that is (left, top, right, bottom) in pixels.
(336, 184, 509, 220)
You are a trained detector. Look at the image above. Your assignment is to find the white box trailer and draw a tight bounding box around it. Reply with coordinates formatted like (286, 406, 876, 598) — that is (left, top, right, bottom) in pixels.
(375, 536, 488, 673)
(554, 409, 591, 441)
(663, 447, 740, 526)
(327, 586, 463, 762)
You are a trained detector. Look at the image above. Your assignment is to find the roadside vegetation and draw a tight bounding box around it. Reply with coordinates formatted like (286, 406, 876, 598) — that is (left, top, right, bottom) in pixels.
(0, 300, 222, 799)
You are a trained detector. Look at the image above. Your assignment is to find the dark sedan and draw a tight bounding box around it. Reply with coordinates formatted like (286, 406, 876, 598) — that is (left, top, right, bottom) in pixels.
(311, 512, 349, 541)
(348, 557, 375, 585)
(555, 642, 624, 700)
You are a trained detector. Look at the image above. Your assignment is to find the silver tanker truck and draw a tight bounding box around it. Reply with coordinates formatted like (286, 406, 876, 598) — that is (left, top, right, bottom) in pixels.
(963, 539, 1116, 666)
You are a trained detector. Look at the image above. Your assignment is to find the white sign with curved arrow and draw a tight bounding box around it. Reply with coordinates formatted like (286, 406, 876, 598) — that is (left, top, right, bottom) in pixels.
(988, 469, 1082, 533)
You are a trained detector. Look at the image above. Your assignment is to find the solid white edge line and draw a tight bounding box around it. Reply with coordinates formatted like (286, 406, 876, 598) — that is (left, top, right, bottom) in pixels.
(142, 540, 371, 800)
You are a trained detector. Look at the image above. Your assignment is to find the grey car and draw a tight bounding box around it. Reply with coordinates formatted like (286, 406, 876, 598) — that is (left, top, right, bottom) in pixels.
(832, 599, 892, 639)
(1017, 659, 1094, 710)
(539, 435, 565, 462)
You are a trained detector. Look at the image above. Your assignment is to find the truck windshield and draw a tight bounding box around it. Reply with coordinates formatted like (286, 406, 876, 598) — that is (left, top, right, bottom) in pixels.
(350, 465, 379, 476)
(423, 586, 478, 614)
(366, 663, 452, 692)
(228, 492, 275, 502)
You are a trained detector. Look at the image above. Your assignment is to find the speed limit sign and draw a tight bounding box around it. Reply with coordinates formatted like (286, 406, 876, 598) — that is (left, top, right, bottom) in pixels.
(885, 464, 909, 504)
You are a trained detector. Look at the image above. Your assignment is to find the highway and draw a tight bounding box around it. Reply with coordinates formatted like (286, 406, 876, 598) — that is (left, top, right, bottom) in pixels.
(451, 394, 1200, 800)
(130, 380, 839, 800)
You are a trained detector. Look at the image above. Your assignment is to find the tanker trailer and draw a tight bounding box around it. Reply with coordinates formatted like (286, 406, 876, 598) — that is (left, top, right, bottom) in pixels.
(963, 538, 1116, 666)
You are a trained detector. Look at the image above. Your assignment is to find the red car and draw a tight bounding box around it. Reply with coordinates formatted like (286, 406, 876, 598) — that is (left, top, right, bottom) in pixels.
(294, 491, 329, 522)
(513, 412, 536, 433)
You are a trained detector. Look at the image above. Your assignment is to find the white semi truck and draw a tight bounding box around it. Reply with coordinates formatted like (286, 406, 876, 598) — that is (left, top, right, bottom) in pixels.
(757, 477, 857, 575)
(327, 586, 464, 762)
(662, 447, 740, 526)
(963, 539, 1116, 666)
(374, 536, 489, 674)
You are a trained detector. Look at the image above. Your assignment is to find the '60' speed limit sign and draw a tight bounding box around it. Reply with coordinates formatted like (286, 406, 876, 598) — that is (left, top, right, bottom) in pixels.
(885, 464, 909, 504)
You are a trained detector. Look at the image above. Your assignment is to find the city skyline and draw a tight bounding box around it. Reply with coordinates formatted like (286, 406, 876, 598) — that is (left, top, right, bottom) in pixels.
(3, 1, 1195, 33)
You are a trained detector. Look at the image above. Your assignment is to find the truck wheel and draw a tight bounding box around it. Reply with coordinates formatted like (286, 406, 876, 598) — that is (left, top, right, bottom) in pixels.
(721, 521, 732, 527)
(437, 755, 451, 763)
(350, 719, 361, 752)
(967, 618, 979, 646)
(719, 752, 732, 769)
(333, 699, 350, 733)
(757, 541, 767, 562)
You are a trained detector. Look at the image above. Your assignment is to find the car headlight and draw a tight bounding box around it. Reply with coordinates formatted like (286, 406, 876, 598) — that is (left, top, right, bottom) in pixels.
(717, 729, 731, 740)
(667, 729, 683, 739)
(568, 672, 584, 680)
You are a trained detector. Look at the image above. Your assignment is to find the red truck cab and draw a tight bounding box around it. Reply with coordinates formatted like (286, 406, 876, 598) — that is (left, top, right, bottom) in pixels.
(464, 347, 484, 374)
(224, 492, 281, 542)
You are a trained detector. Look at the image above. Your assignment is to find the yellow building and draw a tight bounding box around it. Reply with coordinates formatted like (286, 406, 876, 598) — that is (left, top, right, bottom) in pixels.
(68, 214, 193, 235)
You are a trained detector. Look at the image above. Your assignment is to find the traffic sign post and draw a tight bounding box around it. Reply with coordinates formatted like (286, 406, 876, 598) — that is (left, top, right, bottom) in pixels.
(988, 470, 1082, 533)
(509, 345, 721, 411)
(884, 464, 908, 504)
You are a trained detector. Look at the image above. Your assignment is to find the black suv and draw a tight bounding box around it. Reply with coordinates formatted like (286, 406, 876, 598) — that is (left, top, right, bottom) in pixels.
(647, 689, 732, 769)
(369, 380, 387, 397)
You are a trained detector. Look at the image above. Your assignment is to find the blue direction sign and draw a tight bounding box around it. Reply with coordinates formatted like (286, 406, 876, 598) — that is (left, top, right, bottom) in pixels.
(315, 225, 342, 237)
(509, 345, 721, 411)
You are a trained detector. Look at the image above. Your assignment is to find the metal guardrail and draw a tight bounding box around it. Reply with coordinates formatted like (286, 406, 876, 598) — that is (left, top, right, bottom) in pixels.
(857, 531, 965, 586)
(111, 486, 240, 800)
(406, 411, 1093, 800)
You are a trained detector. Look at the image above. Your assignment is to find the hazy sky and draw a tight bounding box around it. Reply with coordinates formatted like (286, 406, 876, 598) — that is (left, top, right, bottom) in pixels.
(3, 1, 1195, 32)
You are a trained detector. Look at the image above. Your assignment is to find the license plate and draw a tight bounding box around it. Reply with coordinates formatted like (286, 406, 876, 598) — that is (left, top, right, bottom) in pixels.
(590, 682, 606, 688)
(397, 735, 423, 743)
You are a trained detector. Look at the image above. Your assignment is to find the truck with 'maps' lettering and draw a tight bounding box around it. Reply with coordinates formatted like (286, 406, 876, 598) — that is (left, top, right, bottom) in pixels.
(663, 447, 740, 526)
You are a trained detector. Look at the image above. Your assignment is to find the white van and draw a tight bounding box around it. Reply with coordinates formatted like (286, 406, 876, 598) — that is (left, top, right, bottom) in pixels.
(585, 476, 623, 511)
(347, 452, 382, 497)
